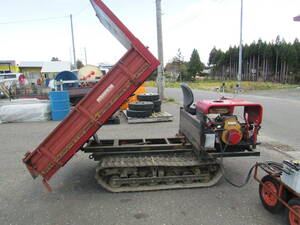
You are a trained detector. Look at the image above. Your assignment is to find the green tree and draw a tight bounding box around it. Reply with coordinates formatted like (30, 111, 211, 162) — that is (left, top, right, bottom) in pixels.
(188, 49, 204, 80)
(293, 38, 300, 73)
(76, 60, 84, 69)
(165, 49, 189, 81)
(208, 47, 218, 66)
(207, 36, 300, 83)
(147, 70, 157, 81)
(178, 63, 188, 81)
(51, 57, 60, 61)
(174, 49, 189, 81)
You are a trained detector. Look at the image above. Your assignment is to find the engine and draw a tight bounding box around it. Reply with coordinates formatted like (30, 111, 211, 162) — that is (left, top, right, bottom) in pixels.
(218, 116, 243, 145)
(179, 97, 263, 153)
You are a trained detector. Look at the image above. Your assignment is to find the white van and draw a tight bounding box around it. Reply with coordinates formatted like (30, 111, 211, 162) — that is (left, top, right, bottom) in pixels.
(0, 73, 27, 98)
(0, 72, 23, 81)
(0, 72, 26, 88)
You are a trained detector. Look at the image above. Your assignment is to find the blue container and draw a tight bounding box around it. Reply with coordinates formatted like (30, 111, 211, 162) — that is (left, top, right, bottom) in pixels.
(49, 91, 70, 121)
(55, 71, 79, 90)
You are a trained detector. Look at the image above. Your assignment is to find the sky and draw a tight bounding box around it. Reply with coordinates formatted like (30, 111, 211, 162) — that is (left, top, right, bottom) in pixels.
(0, 0, 299, 66)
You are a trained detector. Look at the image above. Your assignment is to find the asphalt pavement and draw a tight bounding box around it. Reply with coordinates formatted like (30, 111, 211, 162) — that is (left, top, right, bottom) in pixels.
(148, 87, 300, 153)
(0, 95, 296, 225)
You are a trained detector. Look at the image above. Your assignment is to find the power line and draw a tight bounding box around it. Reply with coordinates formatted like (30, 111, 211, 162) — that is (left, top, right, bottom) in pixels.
(0, 15, 69, 25)
(0, 6, 89, 25)
(74, 6, 89, 16)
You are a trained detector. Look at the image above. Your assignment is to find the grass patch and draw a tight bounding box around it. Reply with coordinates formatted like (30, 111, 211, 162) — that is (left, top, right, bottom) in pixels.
(164, 97, 176, 102)
(144, 80, 298, 92)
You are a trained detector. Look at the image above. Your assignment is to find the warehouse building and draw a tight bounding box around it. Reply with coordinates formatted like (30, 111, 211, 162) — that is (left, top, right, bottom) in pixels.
(0, 60, 19, 73)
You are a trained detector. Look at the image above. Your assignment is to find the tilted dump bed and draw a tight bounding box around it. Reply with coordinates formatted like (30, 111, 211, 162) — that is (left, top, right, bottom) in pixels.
(23, 0, 159, 189)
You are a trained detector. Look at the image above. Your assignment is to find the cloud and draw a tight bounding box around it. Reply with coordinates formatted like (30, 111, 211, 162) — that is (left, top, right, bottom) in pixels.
(161, 0, 300, 64)
(0, 0, 299, 66)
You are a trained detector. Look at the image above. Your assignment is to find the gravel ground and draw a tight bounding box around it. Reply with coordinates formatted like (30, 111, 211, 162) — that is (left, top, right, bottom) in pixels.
(0, 101, 292, 225)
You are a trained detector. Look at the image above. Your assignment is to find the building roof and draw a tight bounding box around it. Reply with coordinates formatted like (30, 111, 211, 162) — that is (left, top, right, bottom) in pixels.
(41, 61, 71, 73)
(19, 61, 44, 68)
(0, 60, 16, 65)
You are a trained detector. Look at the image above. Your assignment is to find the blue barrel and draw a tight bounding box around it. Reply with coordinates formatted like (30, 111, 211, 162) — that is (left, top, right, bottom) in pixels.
(49, 91, 70, 121)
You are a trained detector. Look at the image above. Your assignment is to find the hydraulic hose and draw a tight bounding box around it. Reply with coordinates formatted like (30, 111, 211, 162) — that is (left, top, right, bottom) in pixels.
(218, 136, 286, 188)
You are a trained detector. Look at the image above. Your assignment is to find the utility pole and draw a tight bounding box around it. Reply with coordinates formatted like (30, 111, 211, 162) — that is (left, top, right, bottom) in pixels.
(84, 47, 88, 65)
(70, 14, 77, 69)
(156, 0, 164, 99)
(237, 0, 243, 93)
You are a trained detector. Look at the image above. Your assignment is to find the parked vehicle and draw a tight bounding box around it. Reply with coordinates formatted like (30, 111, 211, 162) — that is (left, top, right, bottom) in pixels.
(0, 72, 23, 80)
(22, 0, 262, 193)
(0, 73, 26, 87)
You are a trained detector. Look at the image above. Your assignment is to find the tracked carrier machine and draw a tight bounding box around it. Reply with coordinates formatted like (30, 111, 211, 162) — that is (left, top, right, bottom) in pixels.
(22, 0, 263, 192)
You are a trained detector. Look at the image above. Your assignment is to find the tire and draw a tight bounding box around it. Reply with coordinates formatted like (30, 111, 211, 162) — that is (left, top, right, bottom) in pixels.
(128, 101, 154, 111)
(259, 175, 287, 214)
(137, 93, 159, 101)
(127, 109, 152, 118)
(153, 99, 162, 107)
(105, 115, 120, 125)
(153, 100, 161, 112)
(285, 198, 300, 225)
(153, 105, 161, 113)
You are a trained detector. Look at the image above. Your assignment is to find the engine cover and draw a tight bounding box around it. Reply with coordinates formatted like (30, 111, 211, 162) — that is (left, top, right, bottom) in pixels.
(221, 117, 243, 145)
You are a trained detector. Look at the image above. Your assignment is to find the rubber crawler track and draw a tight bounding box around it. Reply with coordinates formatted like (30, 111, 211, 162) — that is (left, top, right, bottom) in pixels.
(95, 153, 223, 192)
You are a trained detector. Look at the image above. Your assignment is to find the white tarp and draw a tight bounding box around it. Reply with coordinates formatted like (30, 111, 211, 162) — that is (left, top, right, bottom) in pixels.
(0, 99, 50, 123)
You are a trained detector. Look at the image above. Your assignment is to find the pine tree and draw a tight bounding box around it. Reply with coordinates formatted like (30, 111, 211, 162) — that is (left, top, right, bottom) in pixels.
(207, 36, 300, 84)
(188, 49, 204, 80)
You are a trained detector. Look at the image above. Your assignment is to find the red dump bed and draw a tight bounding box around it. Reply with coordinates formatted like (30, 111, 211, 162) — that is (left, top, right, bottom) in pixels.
(23, 0, 159, 188)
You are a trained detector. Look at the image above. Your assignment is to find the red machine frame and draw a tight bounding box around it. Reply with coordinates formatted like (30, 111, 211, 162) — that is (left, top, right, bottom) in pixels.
(254, 164, 300, 224)
(23, 0, 159, 190)
(196, 98, 263, 144)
